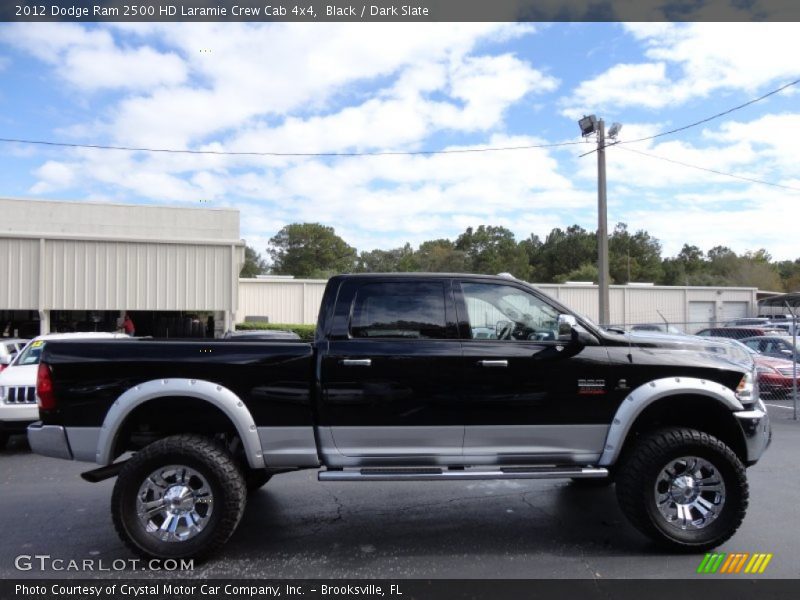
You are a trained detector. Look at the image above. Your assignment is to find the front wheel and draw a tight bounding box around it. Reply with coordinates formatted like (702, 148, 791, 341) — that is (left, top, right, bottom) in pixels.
(615, 428, 748, 552)
(112, 434, 247, 560)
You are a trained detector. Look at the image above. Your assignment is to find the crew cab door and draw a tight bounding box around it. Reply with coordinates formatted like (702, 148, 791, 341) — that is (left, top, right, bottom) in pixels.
(455, 279, 614, 464)
(319, 278, 463, 461)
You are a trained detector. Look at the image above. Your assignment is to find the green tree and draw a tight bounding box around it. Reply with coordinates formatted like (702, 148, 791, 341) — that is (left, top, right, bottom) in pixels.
(239, 244, 268, 278)
(776, 259, 800, 292)
(556, 263, 599, 283)
(455, 225, 530, 278)
(267, 223, 356, 278)
(535, 225, 596, 282)
(414, 239, 468, 272)
(608, 223, 663, 284)
(357, 243, 418, 272)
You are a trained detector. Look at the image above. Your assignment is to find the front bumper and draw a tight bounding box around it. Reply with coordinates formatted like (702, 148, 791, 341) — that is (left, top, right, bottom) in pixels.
(734, 399, 772, 465)
(27, 422, 73, 460)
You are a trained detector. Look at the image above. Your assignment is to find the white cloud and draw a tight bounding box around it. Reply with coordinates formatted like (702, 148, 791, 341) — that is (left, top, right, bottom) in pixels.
(562, 23, 800, 117)
(29, 160, 76, 194)
(0, 23, 187, 92)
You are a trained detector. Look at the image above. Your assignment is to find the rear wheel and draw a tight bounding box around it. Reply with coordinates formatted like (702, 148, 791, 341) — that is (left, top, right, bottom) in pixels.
(615, 428, 748, 552)
(112, 434, 246, 560)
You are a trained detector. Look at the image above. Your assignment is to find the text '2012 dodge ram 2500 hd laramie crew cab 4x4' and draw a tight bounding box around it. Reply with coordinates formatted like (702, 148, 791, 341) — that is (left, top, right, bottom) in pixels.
(27, 274, 771, 560)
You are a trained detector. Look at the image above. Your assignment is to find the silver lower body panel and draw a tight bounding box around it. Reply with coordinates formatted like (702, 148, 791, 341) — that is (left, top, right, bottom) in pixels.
(318, 466, 609, 482)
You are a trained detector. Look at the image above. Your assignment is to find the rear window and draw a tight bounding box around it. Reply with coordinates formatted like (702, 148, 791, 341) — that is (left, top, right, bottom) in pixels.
(13, 340, 44, 366)
(350, 281, 448, 339)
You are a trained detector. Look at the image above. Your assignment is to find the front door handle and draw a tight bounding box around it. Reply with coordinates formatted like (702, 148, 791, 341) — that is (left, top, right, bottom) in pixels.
(478, 359, 508, 368)
(341, 359, 372, 367)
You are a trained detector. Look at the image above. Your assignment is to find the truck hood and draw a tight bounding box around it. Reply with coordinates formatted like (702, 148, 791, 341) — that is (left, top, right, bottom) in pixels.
(615, 331, 753, 371)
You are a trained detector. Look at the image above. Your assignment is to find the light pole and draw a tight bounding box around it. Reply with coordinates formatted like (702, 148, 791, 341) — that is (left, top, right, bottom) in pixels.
(578, 115, 620, 327)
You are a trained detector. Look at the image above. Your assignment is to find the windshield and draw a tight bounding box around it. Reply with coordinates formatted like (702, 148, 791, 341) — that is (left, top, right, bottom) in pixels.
(12, 339, 45, 366)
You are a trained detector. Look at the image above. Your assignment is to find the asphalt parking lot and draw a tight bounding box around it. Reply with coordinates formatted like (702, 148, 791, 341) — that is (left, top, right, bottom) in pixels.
(1, 402, 798, 580)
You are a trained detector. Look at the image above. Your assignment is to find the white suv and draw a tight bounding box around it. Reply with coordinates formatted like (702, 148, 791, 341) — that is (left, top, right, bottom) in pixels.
(0, 332, 129, 448)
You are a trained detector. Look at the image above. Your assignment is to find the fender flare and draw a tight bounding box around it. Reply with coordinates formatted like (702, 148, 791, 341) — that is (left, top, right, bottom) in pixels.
(95, 378, 265, 469)
(598, 376, 743, 466)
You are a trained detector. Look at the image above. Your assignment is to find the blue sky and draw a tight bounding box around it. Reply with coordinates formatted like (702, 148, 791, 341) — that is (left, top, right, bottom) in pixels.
(0, 22, 799, 260)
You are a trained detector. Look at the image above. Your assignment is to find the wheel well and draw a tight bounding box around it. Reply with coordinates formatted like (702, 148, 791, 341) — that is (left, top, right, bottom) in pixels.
(112, 396, 239, 460)
(619, 394, 747, 464)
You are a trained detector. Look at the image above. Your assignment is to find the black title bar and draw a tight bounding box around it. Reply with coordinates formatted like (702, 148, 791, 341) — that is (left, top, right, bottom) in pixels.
(3, 0, 800, 22)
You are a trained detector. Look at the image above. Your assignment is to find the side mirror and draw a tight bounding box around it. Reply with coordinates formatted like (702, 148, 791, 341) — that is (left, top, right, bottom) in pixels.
(557, 314, 577, 338)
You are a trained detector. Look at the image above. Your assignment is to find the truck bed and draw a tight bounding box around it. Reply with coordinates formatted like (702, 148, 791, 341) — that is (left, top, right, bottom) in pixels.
(40, 339, 316, 429)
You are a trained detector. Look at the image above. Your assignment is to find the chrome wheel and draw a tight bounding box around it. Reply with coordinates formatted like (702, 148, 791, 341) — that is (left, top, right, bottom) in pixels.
(136, 465, 213, 542)
(654, 456, 726, 531)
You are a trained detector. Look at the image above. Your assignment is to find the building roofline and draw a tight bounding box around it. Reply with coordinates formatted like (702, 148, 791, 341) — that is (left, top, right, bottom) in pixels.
(0, 196, 239, 214)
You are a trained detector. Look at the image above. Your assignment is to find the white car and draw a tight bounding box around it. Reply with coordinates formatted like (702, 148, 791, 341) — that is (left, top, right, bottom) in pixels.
(0, 332, 129, 448)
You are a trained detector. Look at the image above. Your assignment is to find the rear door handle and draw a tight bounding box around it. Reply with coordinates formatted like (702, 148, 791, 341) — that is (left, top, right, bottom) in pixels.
(341, 359, 372, 367)
(478, 360, 508, 368)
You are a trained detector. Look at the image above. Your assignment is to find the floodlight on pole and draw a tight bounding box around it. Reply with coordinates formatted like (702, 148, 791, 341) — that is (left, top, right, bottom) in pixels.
(579, 115, 598, 137)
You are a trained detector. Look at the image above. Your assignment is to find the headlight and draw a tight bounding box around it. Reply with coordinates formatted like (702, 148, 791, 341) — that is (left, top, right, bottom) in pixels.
(736, 370, 758, 404)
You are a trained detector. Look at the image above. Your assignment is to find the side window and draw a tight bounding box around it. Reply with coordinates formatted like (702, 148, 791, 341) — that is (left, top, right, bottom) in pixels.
(461, 282, 560, 341)
(350, 281, 448, 339)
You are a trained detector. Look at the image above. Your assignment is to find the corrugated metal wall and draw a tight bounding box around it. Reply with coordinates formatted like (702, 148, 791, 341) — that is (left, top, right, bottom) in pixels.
(237, 280, 325, 324)
(237, 278, 758, 327)
(43, 240, 236, 310)
(1, 237, 241, 312)
(0, 238, 39, 309)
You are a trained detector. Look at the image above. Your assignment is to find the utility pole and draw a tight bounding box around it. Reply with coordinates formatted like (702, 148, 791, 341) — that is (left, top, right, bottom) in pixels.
(578, 115, 619, 328)
(596, 119, 610, 327)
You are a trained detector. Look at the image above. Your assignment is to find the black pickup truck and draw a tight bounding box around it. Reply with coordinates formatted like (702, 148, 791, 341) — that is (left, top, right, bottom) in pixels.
(28, 273, 770, 560)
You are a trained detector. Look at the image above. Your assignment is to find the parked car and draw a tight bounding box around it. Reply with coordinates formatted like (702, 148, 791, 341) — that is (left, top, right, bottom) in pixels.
(740, 335, 800, 362)
(0, 332, 129, 449)
(695, 326, 784, 340)
(762, 321, 800, 336)
(629, 323, 684, 334)
(0, 338, 29, 374)
(723, 318, 774, 327)
(222, 330, 301, 340)
(28, 273, 770, 559)
(706, 338, 797, 397)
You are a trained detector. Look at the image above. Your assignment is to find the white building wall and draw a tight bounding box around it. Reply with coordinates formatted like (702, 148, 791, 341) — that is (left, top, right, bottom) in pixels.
(236, 278, 758, 329)
(42, 240, 237, 311)
(0, 198, 245, 333)
(0, 238, 39, 309)
(237, 279, 326, 324)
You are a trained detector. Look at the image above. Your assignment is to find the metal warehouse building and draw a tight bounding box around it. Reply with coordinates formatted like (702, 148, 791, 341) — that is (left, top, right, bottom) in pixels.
(237, 277, 758, 333)
(1, 198, 244, 338)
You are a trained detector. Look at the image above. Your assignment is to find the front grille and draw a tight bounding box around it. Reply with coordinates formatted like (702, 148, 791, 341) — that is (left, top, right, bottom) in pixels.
(5, 386, 37, 404)
(777, 368, 798, 377)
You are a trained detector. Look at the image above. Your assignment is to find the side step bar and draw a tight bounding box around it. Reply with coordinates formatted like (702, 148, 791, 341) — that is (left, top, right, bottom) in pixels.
(318, 466, 608, 482)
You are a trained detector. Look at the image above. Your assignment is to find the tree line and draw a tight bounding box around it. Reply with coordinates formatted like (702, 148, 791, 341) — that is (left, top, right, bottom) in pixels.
(239, 222, 800, 292)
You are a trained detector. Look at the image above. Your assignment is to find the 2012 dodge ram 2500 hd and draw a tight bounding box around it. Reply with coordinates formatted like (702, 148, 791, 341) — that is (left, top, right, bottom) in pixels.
(28, 274, 771, 560)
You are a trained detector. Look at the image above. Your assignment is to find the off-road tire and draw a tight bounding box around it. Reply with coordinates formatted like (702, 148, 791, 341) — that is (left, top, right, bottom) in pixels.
(245, 469, 273, 493)
(112, 434, 247, 561)
(615, 427, 748, 552)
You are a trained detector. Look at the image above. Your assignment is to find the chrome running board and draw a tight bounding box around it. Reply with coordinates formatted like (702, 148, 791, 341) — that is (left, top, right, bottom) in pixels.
(318, 466, 609, 482)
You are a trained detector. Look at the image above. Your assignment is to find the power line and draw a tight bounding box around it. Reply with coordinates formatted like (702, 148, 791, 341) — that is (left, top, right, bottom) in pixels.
(613, 145, 800, 193)
(0, 136, 584, 157)
(617, 78, 800, 145)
